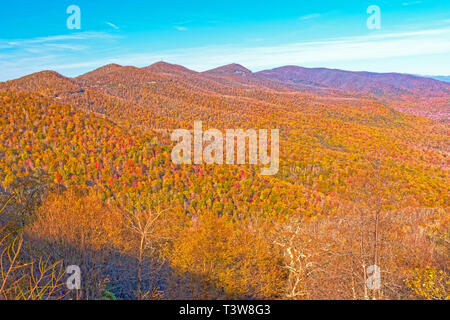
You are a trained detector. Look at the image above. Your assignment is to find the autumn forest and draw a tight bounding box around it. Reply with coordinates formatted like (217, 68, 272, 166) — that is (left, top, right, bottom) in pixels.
(0, 61, 448, 300)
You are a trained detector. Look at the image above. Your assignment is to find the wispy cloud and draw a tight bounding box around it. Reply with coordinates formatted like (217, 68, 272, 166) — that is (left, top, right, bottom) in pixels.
(174, 26, 188, 31)
(402, 1, 423, 6)
(298, 13, 321, 21)
(0, 32, 114, 49)
(109, 26, 450, 75)
(0, 32, 119, 80)
(106, 22, 120, 30)
(1, 27, 450, 80)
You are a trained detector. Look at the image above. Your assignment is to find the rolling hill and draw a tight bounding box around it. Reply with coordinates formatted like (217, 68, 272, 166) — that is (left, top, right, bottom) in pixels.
(256, 65, 450, 119)
(0, 62, 448, 300)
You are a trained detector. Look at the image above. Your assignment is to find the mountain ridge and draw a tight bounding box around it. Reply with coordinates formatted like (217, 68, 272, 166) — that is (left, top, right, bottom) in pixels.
(1, 62, 449, 120)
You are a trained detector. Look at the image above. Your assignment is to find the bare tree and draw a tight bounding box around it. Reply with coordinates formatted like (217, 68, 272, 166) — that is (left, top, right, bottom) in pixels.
(125, 202, 169, 299)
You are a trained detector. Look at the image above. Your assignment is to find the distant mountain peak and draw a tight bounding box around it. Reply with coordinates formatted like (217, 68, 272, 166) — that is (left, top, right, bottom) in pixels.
(2, 70, 70, 85)
(204, 63, 252, 76)
(101, 63, 122, 70)
(25, 70, 67, 80)
(0, 69, 80, 96)
(76, 63, 123, 79)
(148, 61, 174, 68)
(144, 61, 196, 74)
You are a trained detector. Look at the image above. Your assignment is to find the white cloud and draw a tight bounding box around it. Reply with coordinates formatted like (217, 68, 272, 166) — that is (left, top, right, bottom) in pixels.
(106, 22, 120, 30)
(298, 13, 321, 21)
(174, 26, 188, 31)
(0, 32, 114, 49)
(402, 1, 423, 6)
(0, 32, 119, 81)
(118, 27, 450, 73)
(1, 27, 450, 80)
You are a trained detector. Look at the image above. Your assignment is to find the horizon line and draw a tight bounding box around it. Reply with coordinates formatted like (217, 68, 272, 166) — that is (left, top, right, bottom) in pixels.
(2, 61, 450, 83)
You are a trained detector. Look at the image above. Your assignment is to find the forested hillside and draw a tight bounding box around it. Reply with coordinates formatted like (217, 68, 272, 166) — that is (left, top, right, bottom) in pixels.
(0, 62, 448, 300)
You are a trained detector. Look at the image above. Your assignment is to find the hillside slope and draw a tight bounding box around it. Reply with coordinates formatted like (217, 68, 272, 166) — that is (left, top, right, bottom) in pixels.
(257, 65, 450, 119)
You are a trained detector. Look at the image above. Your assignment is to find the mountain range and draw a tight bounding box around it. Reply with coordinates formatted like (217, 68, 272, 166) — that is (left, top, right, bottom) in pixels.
(2, 62, 448, 120)
(1, 60, 448, 300)
(427, 75, 450, 83)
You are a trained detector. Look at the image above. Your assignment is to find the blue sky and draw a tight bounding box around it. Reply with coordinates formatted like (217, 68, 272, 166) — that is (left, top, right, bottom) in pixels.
(0, 0, 449, 81)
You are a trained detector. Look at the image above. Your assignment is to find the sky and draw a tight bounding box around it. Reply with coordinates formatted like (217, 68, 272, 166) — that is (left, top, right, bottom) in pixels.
(0, 0, 449, 81)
